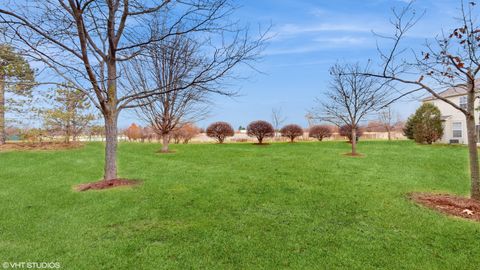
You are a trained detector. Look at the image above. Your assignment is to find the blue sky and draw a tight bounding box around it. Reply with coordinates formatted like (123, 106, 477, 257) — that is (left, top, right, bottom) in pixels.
(120, 0, 460, 129)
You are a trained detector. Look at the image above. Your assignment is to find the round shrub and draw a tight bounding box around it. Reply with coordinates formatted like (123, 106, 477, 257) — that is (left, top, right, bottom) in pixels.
(280, 124, 303, 142)
(247, 120, 274, 144)
(309, 125, 332, 141)
(206, 122, 234, 143)
(405, 103, 443, 144)
(339, 124, 363, 142)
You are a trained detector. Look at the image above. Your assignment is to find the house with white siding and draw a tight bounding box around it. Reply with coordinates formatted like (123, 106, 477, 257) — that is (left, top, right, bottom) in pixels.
(422, 86, 480, 144)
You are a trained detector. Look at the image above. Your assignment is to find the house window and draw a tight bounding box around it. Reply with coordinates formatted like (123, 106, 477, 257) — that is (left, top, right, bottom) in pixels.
(453, 122, 462, 138)
(459, 96, 467, 110)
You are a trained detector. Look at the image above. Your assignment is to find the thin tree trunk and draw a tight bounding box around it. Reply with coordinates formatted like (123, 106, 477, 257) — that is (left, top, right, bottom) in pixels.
(65, 126, 71, 143)
(0, 78, 5, 145)
(387, 130, 391, 141)
(104, 112, 118, 181)
(466, 81, 480, 200)
(351, 127, 357, 155)
(161, 134, 170, 152)
(466, 114, 480, 199)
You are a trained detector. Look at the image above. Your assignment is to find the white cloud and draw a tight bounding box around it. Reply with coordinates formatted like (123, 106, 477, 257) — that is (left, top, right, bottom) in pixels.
(278, 23, 373, 36)
(266, 36, 371, 56)
(313, 36, 368, 45)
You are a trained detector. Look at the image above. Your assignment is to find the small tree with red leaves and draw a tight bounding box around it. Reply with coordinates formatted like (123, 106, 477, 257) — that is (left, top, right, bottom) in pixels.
(247, 120, 274, 144)
(339, 124, 364, 143)
(309, 125, 332, 141)
(206, 122, 234, 143)
(280, 124, 303, 143)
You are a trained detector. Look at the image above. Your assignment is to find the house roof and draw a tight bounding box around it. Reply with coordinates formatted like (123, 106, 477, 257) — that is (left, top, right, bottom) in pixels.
(422, 86, 468, 102)
(422, 79, 480, 102)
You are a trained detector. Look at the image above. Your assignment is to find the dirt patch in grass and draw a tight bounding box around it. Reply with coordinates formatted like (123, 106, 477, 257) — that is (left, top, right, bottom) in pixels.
(156, 149, 177, 154)
(411, 192, 480, 222)
(343, 152, 365, 157)
(75, 179, 142, 192)
(0, 142, 84, 152)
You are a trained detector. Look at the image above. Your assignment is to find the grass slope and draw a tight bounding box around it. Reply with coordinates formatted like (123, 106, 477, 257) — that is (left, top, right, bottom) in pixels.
(0, 141, 479, 269)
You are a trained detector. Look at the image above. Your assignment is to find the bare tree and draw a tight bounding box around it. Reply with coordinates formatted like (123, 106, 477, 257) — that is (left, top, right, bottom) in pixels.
(311, 63, 387, 155)
(378, 106, 396, 141)
(363, 1, 480, 199)
(127, 30, 210, 153)
(0, 0, 267, 181)
(271, 107, 286, 137)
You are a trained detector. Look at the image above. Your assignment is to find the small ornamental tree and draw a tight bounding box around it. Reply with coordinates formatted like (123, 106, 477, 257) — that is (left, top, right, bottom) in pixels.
(125, 123, 142, 142)
(280, 124, 303, 143)
(206, 122, 234, 143)
(247, 120, 274, 144)
(309, 125, 332, 141)
(172, 123, 200, 144)
(339, 125, 364, 143)
(180, 124, 201, 144)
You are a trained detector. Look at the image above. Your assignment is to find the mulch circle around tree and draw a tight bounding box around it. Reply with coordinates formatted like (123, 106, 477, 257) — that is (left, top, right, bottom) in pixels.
(0, 142, 84, 152)
(410, 192, 480, 222)
(74, 179, 142, 192)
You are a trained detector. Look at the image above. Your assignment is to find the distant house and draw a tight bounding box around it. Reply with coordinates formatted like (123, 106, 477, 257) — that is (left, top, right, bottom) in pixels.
(422, 86, 479, 144)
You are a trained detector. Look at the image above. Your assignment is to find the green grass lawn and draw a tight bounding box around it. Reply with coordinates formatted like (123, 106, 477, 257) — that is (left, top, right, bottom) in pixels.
(0, 141, 479, 269)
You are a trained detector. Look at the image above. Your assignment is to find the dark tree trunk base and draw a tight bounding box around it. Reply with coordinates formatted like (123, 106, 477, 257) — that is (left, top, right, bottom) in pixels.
(75, 179, 142, 192)
(253, 143, 270, 146)
(156, 149, 176, 154)
(343, 152, 365, 157)
(411, 192, 480, 222)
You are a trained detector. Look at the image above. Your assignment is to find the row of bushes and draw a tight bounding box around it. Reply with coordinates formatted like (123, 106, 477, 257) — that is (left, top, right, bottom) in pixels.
(206, 121, 361, 144)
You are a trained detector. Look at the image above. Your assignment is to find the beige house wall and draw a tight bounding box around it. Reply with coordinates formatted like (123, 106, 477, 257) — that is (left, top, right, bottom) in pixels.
(424, 95, 480, 144)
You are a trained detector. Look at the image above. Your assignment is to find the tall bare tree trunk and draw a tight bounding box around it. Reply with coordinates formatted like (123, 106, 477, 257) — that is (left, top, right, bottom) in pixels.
(0, 78, 5, 145)
(161, 134, 170, 153)
(466, 82, 480, 200)
(104, 112, 118, 181)
(101, 56, 120, 181)
(387, 130, 391, 141)
(351, 127, 357, 155)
